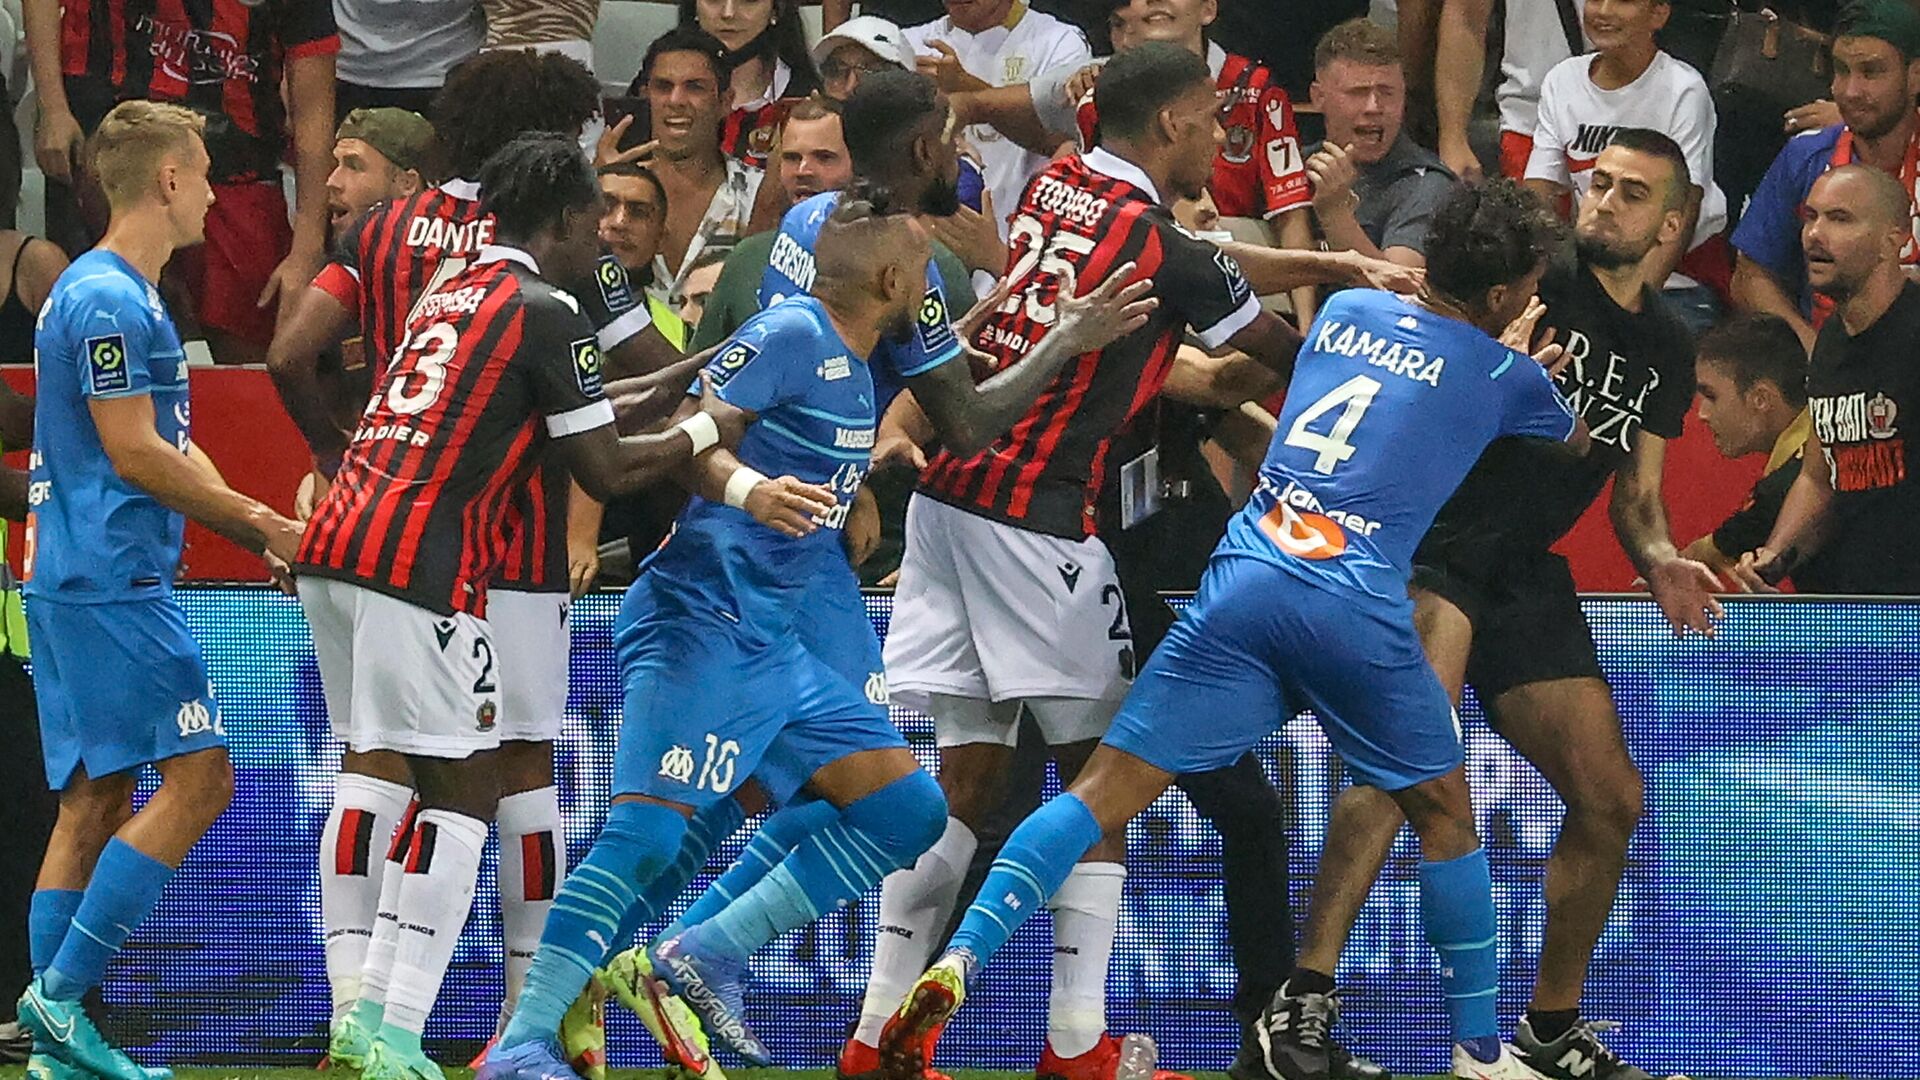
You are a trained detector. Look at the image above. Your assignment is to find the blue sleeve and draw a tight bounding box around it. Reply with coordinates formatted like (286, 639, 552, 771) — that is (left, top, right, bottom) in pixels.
(875, 257, 963, 382)
(704, 314, 794, 415)
(1730, 136, 1815, 282)
(71, 289, 156, 400)
(1495, 349, 1579, 443)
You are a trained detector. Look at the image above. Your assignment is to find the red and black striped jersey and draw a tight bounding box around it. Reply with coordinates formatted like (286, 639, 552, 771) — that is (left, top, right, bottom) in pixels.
(59, 0, 338, 184)
(919, 149, 1261, 539)
(296, 248, 616, 617)
(1074, 44, 1308, 221)
(312, 181, 649, 592)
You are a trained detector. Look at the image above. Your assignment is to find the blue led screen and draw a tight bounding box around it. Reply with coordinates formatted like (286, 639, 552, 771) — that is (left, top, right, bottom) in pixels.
(90, 589, 1920, 1077)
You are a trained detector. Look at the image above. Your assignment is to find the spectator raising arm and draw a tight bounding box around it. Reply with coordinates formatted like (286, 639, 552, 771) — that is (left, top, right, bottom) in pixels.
(259, 50, 337, 316)
(1433, 0, 1494, 183)
(24, 0, 81, 187)
(1731, 254, 1818, 352)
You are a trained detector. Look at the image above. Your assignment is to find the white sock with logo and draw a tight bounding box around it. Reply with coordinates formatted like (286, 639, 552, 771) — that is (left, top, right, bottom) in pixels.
(853, 816, 978, 1047)
(496, 785, 566, 1029)
(320, 774, 414, 1024)
(1047, 862, 1125, 1058)
(381, 809, 489, 1041)
(351, 799, 420, 1029)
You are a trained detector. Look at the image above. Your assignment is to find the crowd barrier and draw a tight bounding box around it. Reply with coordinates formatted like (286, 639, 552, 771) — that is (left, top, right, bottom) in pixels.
(90, 588, 1918, 1077)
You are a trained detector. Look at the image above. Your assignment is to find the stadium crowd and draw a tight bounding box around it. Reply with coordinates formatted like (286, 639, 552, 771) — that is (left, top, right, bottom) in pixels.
(0, 3, 1916, 1080)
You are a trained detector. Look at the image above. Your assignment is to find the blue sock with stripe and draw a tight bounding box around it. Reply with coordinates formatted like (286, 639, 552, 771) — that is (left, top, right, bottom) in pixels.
(500, 801, 687, 1049)
(609, 796, 749, 951)
(42, 840, 173, 1002)
(1418, 847, 1501, 1053)
(664, 797, 840, 940)
(29, 889, 82, 976)
(685, 773, 944, 963)
(948, 793, 1103, 967)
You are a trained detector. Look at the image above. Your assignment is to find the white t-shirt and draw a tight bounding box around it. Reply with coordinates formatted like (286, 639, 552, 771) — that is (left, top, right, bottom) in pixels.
(1498, 0, 1588, 137)
(335, 0, 484, 89)
(904, 2, 1092, 239)
(1525, 50, 1727, 251)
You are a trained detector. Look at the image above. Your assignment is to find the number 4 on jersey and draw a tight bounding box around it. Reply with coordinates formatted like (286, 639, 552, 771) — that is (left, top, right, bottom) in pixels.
(1284, 375, 1381, 474)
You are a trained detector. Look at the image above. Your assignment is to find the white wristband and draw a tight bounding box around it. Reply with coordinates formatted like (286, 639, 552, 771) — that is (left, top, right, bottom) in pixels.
(723, 466, 768, 509)
(675, 411, 721, 456)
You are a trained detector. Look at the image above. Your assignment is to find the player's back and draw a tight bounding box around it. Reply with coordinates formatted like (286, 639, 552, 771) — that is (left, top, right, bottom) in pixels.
(25, 250, 190, 602)
(641, 297, 876, 634)
(343, 182, 494, 366)
(1218, 288, 1578, 603)
(297, 252, 602, 617)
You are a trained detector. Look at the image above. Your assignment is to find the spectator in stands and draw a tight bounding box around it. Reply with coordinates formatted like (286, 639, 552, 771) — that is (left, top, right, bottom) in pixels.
(26, 0, 339, 365)
(1730, 0, 1920, 351)
(629, 27, 768, 306)
(814, 15, 915, 100)
(1736, 164, 1920, 595)
(596, 162, 689, 347)
(675, 248, 732, 334)
(1522, 0, 1728, 333)
(1434, 0, 1587, 183)
(1305, 18, 1454, 268)
(483, 0, 601, 68)
(1686, 314, 1846, 592)
(332, 0, 482, 120)
(903, 0, 1092, 245)
(683, 0, 822, 166)
(326, 109, 440, 237)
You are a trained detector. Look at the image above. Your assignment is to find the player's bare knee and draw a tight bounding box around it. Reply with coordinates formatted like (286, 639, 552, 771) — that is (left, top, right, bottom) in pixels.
(1571, 762, 1644, 843)
(1392, 771, 1479, 859)
(413, 753, 500, 821)
(934, 743, 1012, 824)
(159, 748, 235, 821)
(495, 739, 555, 796)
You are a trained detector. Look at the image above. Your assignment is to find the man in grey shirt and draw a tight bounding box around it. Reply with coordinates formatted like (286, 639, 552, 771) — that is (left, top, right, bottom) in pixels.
(1305, 17, 1455, 267)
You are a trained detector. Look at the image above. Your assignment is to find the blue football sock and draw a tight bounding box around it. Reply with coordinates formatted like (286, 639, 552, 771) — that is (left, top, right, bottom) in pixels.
(690, 772, 944, 964)
(42, 840, 173, 1002)
(1418, 847, 1501, 1045)
(948, 792, 1103, 968)
(28, 889, 82, 976)
(611, 797, 748, 951)
(665, 797, 839, 940)
(500, 800, 687, 1049)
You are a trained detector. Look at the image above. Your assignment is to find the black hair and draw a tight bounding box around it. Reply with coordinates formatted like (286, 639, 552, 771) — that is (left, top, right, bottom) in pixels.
(1605, 127, 1693, 210)
(432, 50, 601, 179)
(597, 161, 668, 219)
(1697, 314, 1809, 407)
(1093, 41, 1214, 142)
(678, 0, 818, 87)
(636, 25, 740, 91)
(1424, 178, 1564, 307)
(477, 134, 600, 241)
(842, 68, 941, 176)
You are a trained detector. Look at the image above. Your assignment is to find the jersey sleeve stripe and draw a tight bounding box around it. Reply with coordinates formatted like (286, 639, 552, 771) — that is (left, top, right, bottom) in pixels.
(595, 304, 654, 351)
(896, 333, 963, 377)
(1193, 293, 1261, 350)
(545, 398, 616, 437)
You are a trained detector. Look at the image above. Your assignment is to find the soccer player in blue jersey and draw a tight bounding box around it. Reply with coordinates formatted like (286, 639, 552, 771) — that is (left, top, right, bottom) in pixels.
(878, 178, 1591, 1080)
(16, 101, 306, 1080)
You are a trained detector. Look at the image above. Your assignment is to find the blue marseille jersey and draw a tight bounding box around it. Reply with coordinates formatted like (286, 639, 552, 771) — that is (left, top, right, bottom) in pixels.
(25, 250, 191, 603)
(642, 297, 876, 631)
(758, 190, 961, 409)
(1217, 289, 1578, 602)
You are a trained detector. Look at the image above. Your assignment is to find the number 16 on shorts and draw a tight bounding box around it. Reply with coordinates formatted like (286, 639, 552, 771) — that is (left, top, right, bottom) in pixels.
(659, 734, 741, 793)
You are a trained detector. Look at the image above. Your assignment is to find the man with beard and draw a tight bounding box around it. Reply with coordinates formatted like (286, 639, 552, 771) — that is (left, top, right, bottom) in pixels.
(1245, 129, 1722, 1080)
(1733, 164, 1920, 594)
(1730, 0, 1920, 350)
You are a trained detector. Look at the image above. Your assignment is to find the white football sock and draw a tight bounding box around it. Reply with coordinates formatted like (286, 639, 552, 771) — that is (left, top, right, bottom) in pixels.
(320, 774, 413, 1024)
(853, 816, 978, 1047)
(496, 785, 565, 1022)
(1047, 861, 1125, 1058)
(354, 799, 419, 1023)
(382, 808, 488, 1038)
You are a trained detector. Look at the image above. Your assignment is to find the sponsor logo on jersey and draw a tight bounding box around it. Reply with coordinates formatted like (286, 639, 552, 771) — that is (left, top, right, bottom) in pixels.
(434, 619, 456, 651)
(659, 744, 696, 784)
(572, 338, 604, 397)
(818, 355, 852, 381)
(1058, 560, 1082, 592)
(176, 699, 222, 738)
(1255, 479, 1383, 560)
(595, 256, 635, 311)
(86, 334, 130, 394)
(833, 427, 875, 449)
(1223, 123, 1255, 164)
(476, 700, 497, 732)
(708, 339, 760, 389)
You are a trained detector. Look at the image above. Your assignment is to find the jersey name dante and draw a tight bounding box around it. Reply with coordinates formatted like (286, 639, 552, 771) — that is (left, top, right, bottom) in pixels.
(1218, 289, 1577, 603)
(643, 298, 878, 632)
(756, 190, 960, 409)
(24, 250, 191, 602)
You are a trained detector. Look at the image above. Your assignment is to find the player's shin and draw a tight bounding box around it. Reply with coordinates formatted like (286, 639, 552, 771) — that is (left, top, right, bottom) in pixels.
(321, 774, 414, 1025)
(499, 800, 689, 1051)
(1046, 862, 1126, 1057)
(664, 797, 839, 940)
(380, 809, 491, 1055)
(852, 814, 979, 1047)
(1418, 848, 1502, 1057)
(946, 792, 1105, 969)
(41, 840, 174, 1002)
(496, 786, 566, 1020)
(350, 801, 421, 1037)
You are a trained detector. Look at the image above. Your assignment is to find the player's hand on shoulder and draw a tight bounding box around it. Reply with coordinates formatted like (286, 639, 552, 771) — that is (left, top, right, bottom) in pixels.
(747, 476, 839, 538)
(1647, 555, 1728, 635)
(697, 373, 752, 449)
(1047, 262, 1158, 357)
(1345, 252, 1424, 296)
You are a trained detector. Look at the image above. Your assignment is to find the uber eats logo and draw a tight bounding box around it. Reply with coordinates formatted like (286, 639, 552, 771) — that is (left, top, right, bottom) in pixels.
(571, 337, 604, 397)
(86, 333, 131, 393)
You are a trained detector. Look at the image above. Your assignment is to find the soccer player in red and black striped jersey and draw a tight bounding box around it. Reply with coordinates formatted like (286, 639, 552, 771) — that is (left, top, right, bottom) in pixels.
(294, 135, 744, 1080)
(868, 43, 1303, 1080)
(264, 51, 704, 1070)
(27, 0, 341, 363)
